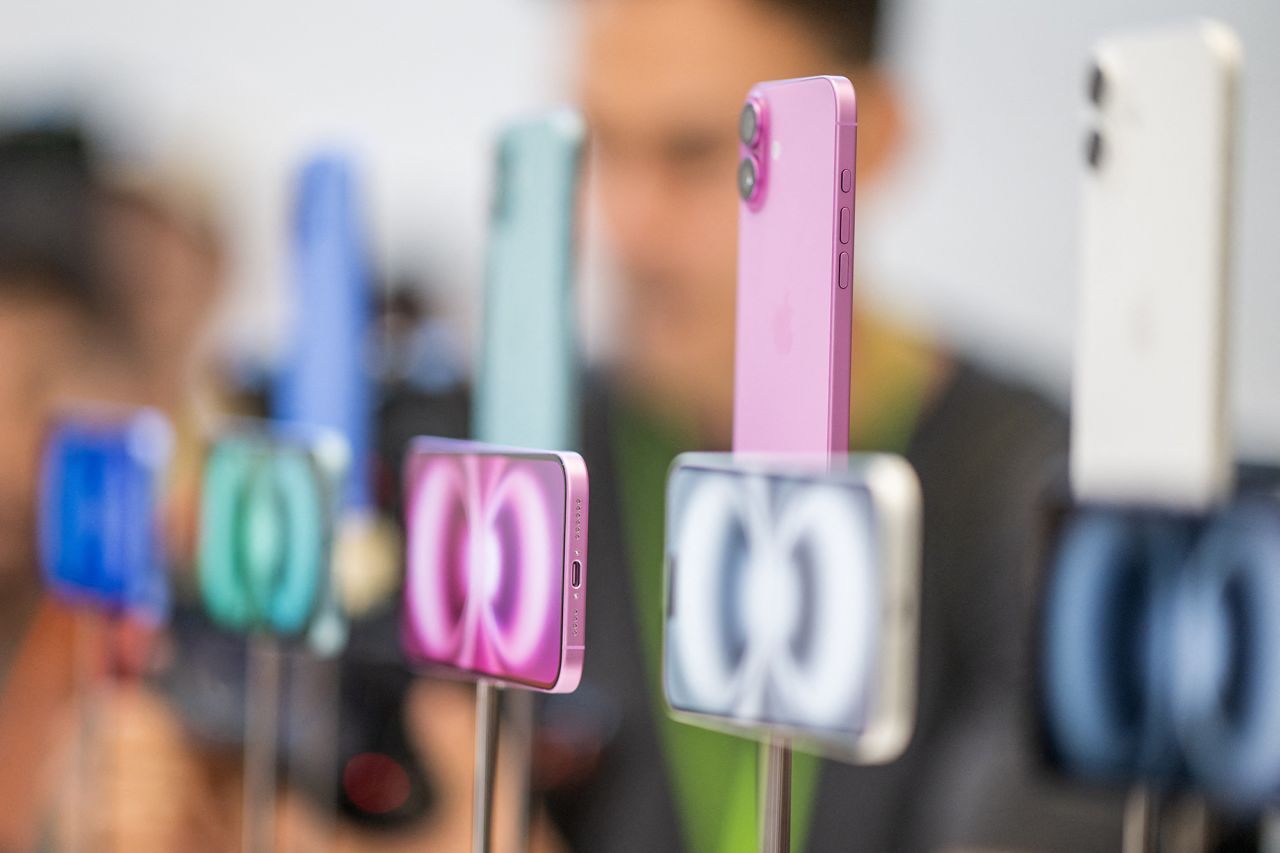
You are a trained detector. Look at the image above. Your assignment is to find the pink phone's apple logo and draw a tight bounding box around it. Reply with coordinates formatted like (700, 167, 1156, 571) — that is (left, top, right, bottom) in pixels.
(772, 293, 794, 354)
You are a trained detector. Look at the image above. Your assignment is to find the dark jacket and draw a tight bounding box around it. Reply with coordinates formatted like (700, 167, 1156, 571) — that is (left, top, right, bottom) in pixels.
(544, 365, 1128, 853)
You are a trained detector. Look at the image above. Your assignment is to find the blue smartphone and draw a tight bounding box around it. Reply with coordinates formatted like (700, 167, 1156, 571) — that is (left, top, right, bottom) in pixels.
(473, 109, 586, 450)
(276, 154, 371, 512)
(39, 408, 173, 617)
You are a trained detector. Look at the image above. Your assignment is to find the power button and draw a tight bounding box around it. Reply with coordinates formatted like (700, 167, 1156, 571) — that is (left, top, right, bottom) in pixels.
(838, 252, 850, 289)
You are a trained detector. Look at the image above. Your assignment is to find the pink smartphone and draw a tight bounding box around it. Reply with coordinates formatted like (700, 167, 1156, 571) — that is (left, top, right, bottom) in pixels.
(401, 437, 588, 693)
(733, 76, 857, 455)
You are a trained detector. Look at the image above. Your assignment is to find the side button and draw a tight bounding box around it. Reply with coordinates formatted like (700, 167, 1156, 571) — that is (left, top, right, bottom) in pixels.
(839, 207, 850, 244)
(838, 252, 850, 289)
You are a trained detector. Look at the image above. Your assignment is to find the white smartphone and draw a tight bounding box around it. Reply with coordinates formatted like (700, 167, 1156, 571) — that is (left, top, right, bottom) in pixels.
(1071, 20, 1241, 510)
(662, 453, 920, 762)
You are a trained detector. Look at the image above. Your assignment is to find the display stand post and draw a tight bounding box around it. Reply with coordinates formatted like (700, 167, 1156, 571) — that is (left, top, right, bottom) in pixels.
(69, 611, 104, 853)
(504, 689, 534, 852)
(1261, 808, 1280, 853)
(1172, 795, 1209, 853)
(760, 735, 792, 853)
(1123, 785, 1159, 853)
(243, 632, 282, 853)
(282, 650, 341, 853)
(473, 680, 502, 853)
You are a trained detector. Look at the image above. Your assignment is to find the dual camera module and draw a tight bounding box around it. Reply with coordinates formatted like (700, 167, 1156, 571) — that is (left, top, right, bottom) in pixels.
(1085, 64, 1106, 169)
(738, 99, 763, 202)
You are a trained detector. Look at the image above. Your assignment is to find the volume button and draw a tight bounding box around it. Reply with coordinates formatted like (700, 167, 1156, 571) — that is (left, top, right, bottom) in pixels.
(838, 252, 850, 289)
(839, 207, 850, 244)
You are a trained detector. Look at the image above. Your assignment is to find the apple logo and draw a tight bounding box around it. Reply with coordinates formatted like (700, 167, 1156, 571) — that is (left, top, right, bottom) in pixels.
(772, 292, 794, 354)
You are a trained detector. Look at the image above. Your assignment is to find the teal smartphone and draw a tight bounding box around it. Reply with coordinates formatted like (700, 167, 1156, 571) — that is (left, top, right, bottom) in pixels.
(473, 109, 586, 450)
(197, 421, 349, 653)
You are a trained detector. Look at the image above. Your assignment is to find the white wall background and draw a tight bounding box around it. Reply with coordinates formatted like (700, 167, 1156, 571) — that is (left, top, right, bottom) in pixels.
(0, 0, 1277, 456)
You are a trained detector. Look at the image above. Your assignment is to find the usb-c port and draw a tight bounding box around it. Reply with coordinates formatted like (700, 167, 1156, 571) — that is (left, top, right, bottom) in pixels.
(571, 560, 582, 588)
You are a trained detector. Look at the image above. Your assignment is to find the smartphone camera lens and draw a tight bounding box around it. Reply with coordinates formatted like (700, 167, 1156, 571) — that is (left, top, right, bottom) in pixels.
(1087, 63, 1106, 106)
(1085, 130, 1104, 169)
(738, 156, 759, 202)
(739, 100, 761, 146)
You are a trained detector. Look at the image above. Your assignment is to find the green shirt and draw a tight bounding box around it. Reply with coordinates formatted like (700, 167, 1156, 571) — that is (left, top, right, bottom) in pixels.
(607, 377, 925, 852)
(609, 406, 819, 853)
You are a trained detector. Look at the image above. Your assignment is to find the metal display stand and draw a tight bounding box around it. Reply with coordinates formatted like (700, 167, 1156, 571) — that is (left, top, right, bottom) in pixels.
(282, 649, 341, 853)
(243, 632, 283, 853)
(1261, 808, 1280, 853)
(760, 736, 792, 853)
(69, 611, 105, 853)
(504, 689, 535, 851)
(1123, 786, 1159, 853)
(473, 680, 503, 853)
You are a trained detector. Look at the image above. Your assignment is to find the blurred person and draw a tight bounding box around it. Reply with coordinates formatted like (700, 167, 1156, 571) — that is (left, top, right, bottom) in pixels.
(0, 126, 229, 593)
(0, 126, 101, 616)
(0, 125, 112, 850)
(96, 180, 228, 413)
(532, 0, 1132, 851)
(0, 121, 244, 850)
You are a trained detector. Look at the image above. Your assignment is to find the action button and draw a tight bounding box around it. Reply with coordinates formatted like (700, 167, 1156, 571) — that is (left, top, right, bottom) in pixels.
(838, 252, 850, 289)
(839, 207, 850, 244)
(841, 169, 851, 193)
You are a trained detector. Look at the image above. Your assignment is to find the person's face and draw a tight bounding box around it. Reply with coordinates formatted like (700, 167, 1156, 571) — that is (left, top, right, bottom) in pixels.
(579, 0, 897, 441)
(98, 196, 224, 405)
(0, 293, 90, 585)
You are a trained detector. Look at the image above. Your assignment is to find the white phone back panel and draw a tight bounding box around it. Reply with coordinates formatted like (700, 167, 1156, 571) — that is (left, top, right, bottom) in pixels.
(1071, 21, 1240, 510)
